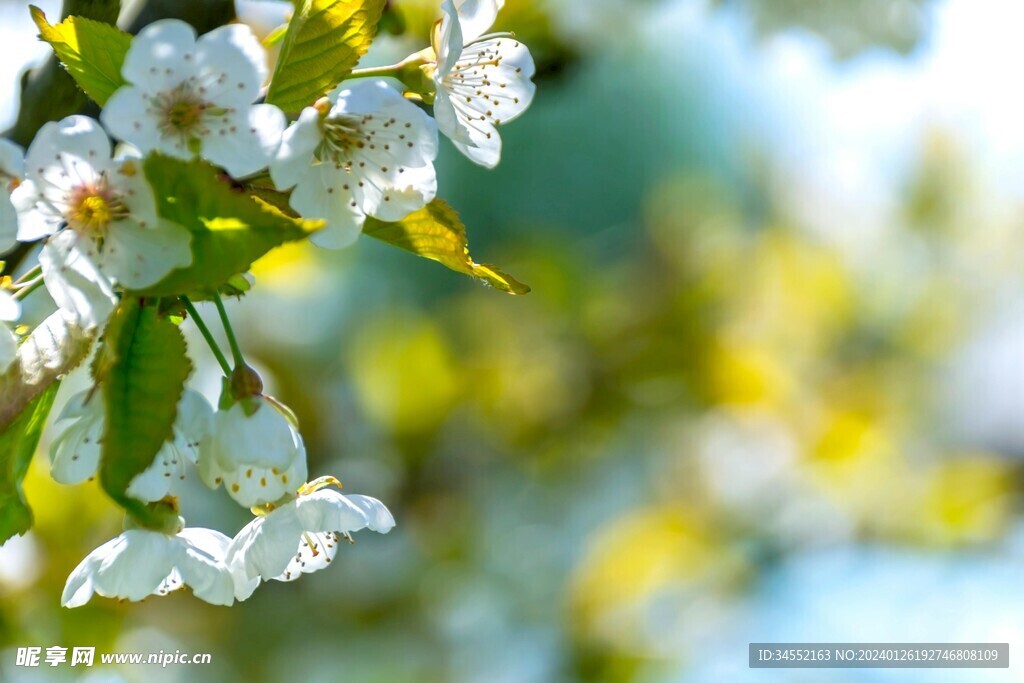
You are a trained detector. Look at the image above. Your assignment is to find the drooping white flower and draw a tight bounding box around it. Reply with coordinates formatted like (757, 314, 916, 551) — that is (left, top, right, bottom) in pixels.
(0, 291, 20, 371)
(269, 80, 438, 248)
(0, 138, 24, 253)
(198, 396, 308, 507)
(429, 0, 536, 168)
(102, 19, 285, 178)
(50, 389, 213, 503)
(10, 116, 192, 328)
(62, 527, 237, 607)
(226, 482, 394, 599)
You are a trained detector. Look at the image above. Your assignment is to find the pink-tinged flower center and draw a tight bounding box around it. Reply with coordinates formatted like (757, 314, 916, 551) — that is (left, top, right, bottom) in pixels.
(64, 178, 126, 234)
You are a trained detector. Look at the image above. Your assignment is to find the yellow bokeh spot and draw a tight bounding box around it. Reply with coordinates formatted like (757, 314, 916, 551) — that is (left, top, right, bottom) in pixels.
(250, 240, 319, 292)
(349, 312, 461, 434)
(707, 338, 792, 408)
(918, 456, 1012, 545)
(569, 506, 739, 648)
(812, 409, 878, 463)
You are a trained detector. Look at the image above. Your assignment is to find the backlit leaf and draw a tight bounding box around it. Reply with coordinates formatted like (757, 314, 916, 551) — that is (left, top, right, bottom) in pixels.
(364, 200, 531, 295)
(31, 6, 131, 106)
(267, 0, 386, 114)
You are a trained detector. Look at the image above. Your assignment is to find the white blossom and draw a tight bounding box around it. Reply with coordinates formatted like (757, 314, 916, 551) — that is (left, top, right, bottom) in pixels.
(102, 19, 285, 178)
(62, 527, 237, 607)
(0, 291, 20, 372)
(269, 80, 438, 248)
(198, 396, 308, 507)
(10, 115, 191, 328)
(49, 389, 213, 503)
(226, 485, 394, 599)
(0, 138, 24, 253)
(429, 0, 536, 168)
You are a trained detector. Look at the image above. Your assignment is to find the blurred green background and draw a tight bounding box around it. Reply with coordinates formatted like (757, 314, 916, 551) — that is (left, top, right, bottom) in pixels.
(4, 0, 1024, 680)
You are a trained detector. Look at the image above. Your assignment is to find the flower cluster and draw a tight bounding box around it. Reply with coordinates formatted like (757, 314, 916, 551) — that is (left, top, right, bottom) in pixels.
(0, 0, 535, 607)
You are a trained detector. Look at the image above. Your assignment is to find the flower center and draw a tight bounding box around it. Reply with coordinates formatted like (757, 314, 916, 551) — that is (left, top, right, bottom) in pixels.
(151, 82, 222, 145)
(315, 115, 370, 166)
(166, 99, 204, 132)
(64, 179, 126, 234)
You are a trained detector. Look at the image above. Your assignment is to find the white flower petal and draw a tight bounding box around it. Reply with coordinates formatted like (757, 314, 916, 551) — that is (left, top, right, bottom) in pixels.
(226, 487, 393, 586)
(284, 81, 438, 246)
(23, 116, 112, 184)
(269, 107, 322, 191)
(100, 87, 168, 157)
(49, 389, 104, 487)
(10, 180, 61, 241)
(171, 389, 213, 459)
(53, 389, 95, 421)
(194, 23, 267, 106)
(0, 138, 25, 178)
(121, 19, 199, 92)
(174, 528, 237, 606)
(292, 166, 366, 249)
(217, 400, 301, 470)
(62, 528, 238, 607)
(346, 494, 397, 533)
(436, 0, 465, 76)
(90, 531, 177, 602)
(293, 490, 369, 531)
(368, 163, 437, 222)
(437, 37, 535, 168)
(200, 104, 285, 178)
(433, 86, 464, 141)
(292, 493, 395, 536)
(39, 232, 118, 330)
(451, 127, 501, 168)
(61, 547, 104, 608)
(275, 530, 340, 582)
(455, 38, 536, 123)
(227, 508, 305, 582)
(454, 0, 503, 45)
(112, 157, 160, 226)
(0, 290, 19, 323)
(199, 397, 307, 507)
(125, 441, 189, 502)
(295, 490, 396, 534)
(216, 446, 306, 508)
(101, 220, 192, 289)
(49, 415, 103, 485)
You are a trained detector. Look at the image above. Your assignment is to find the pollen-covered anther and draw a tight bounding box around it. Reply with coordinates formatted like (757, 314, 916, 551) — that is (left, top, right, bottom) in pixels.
(64, 179, 128, 234)
(316, 115, 369, 163)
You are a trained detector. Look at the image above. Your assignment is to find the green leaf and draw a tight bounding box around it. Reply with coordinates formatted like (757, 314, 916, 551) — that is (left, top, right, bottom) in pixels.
(131, 155, 323, 297)
(267, 0, 387, 114)
(364, 200, 531, 295)
(0, 384, 60, 543)
(31, 6, 131, 106)
(100, 299, 191, 527)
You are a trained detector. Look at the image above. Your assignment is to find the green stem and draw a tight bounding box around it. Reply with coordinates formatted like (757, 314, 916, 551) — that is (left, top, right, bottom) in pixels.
(348, 64, 404, 80)
(181, 297, 231, 376)
(212, 293, 246, 369)
(12, 276, 44, 301)
(13, 264, 42, 285)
